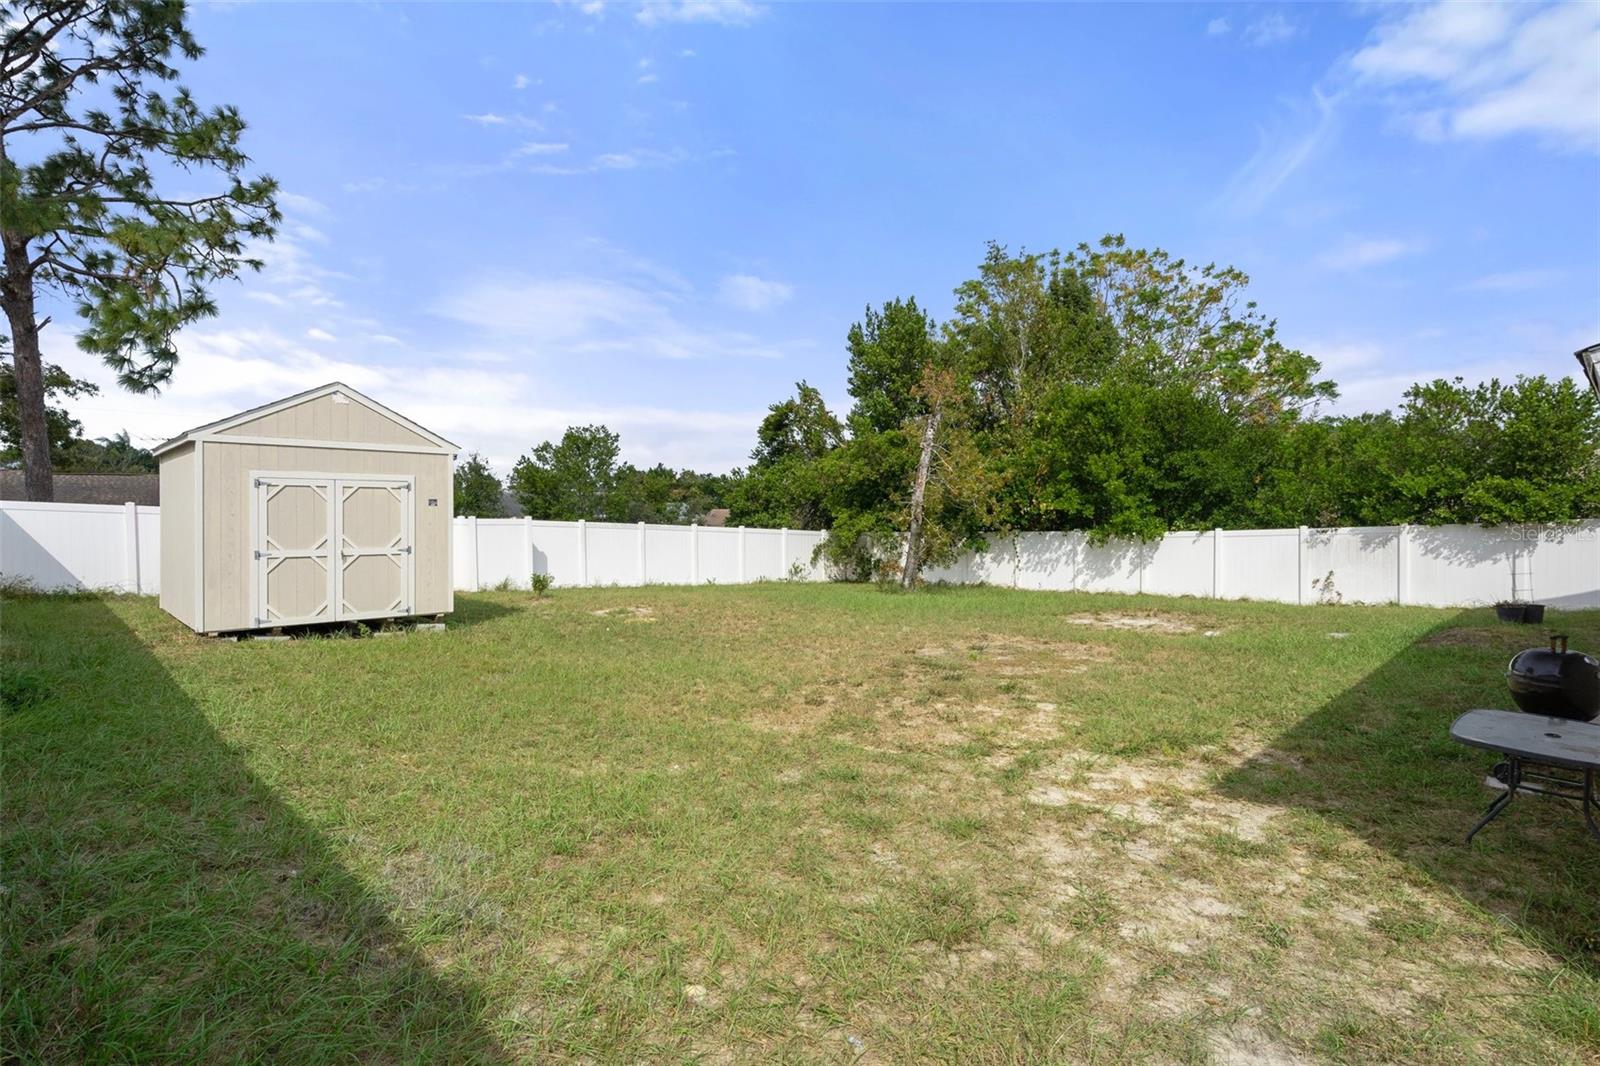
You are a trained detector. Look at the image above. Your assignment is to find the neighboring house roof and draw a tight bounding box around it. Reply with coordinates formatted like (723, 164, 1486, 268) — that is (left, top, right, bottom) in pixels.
(0, 471, 159, 506)
(152, 381, 459, 456)
(702, 508, 731, 527)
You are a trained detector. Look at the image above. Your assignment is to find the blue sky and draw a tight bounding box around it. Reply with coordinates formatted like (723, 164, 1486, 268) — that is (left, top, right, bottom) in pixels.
(46, 0, 1600, 473)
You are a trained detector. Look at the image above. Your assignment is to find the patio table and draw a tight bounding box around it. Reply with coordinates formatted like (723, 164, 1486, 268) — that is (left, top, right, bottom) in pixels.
(1449, 708, 1600, 845)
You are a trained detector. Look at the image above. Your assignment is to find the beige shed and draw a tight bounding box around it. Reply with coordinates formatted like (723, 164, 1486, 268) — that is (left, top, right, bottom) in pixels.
(154, 382, 457, 634)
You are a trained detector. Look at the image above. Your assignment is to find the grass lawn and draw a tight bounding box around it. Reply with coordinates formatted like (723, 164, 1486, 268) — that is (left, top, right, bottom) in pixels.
(4, 583, 1598, 1063)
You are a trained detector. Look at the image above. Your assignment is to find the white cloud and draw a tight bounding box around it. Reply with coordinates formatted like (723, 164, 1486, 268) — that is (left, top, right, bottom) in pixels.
(434, 274, 792, 362)
(512, 73, 533, 90)
(305, 327, 337, 342)
(1316, 236, 1425, 271)
(276, 191, 331, 218)
(513, 141, 570, 156)
(718, 273, 793, 312)
(1206, 17, 1230, 37)
(1243, 12, 1299, 47)
(679, 48, 696, 58)
(637, 73, 659, 85)
(461, 112, 544, 129)
(635, 1, 761, 27)
(1463, 269, 1564, 292)
(1350, 1, 1600, 153)
(1217, 87, 1339, 215)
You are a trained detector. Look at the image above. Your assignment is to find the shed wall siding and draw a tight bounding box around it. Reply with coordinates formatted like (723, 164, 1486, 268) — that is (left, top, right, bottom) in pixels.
(217, 394, 437, 448)
(201, 442, 450, 631)
(158, 444, 197, 628)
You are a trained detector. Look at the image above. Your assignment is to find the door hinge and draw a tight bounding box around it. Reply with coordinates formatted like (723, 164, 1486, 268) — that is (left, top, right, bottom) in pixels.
(253, 550, 263, 560)
(254, 478, 263, 488)
(405, 546, 413, 554)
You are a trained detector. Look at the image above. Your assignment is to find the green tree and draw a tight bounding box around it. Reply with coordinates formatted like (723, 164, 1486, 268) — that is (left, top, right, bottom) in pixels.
(60, 428, 155, 472)
(750, 380, 842, 467)
(1364, 376, 1600, 526)
(1018, 379, 1242, 541)
(608, 463, 730, 524)
(727, 382, 844, 530)
(945, 243, 1121, 427)
(845, 298, 940, 435)
(510, 425, 620, 521)
(1, 0, 279, 500)
(1063, 234, 1334, 420)
(453, 453, 504, 518)
(0, 352, 97, 466)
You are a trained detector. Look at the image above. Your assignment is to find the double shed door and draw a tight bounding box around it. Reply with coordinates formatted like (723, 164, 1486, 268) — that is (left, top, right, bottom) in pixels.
(252, 474, 414, 627)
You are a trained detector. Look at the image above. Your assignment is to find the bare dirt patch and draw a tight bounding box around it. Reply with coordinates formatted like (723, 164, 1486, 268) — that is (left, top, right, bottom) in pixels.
(1063, 612, 1200, 634)
(590, 605, 657, 622)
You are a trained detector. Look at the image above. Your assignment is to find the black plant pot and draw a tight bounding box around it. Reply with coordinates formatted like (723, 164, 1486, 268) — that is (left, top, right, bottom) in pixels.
(1495, 602, 1546, 624)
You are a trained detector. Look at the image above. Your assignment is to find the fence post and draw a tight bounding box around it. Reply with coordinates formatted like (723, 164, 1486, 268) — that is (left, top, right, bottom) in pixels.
(638, 521, 647, 585)
(577, 519, 589, 587)
(1212, 528, 1223, 599)
(1397, 524, 1411, 605)
(1297, 526, 1307, 605)
(738, 526, 747, 583)
(780, 527, 789, 576)
(124, 501, 140, 594)
(689, 523, 699, 583)
(468, 516, 481, 591)
(524, 516, 534, 589)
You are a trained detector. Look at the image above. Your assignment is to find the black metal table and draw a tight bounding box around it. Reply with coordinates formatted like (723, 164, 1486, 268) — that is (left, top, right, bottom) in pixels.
(1449, 709, 1600, 844)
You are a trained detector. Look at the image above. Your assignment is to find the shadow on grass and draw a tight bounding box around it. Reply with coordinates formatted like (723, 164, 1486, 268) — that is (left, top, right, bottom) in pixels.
(1218, 608, 1600, 966)
(449, 592, 525, 629)
(0, 595, 510, 1061)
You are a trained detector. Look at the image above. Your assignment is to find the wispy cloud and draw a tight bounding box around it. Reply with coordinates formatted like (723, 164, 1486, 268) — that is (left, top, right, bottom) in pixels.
(1462, 268, 1564, 292)
(305, 327, 336, 342)
(461, 112, 544, 129)
(1217, 87, 1338, 216)
(1350, 1, 1600, 153)
(513, 141, 570, 157)
(718, 274, 793, 312)
(1206, 17, 1230, 37)
(511, 73, 534, 90)
(434, 274, 792, 362)
(1243, 12, 1299, 48)
(635, 1, 762, 27)
(1317, 236, 1426, 271)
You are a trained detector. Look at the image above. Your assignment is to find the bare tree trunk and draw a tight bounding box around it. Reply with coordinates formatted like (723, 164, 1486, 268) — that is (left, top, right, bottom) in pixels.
(900, 400, 942, 589)
(0, 227, 52, 501)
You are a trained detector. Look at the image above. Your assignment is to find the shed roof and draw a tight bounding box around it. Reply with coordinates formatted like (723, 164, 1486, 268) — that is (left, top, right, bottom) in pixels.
(152, 382, 459, 456)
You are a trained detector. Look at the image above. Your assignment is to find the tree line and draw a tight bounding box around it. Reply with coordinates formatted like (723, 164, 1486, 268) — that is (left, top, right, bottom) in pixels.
(457, 238, 1597, 585)
(453, 426, 734, 525)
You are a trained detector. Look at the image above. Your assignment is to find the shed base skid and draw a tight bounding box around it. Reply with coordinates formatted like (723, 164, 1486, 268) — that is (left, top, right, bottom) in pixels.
(204, 614, 447, 641)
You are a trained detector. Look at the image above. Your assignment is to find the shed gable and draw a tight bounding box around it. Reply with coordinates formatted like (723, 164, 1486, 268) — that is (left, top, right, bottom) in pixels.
(216, 391, 439, 449)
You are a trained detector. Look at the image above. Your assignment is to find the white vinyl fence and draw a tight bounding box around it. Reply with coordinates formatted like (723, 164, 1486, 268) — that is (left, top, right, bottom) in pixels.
(453, 517, 830, 589)
(922, 522, 1600, 609)
(3, 499, 1598, 609)
(0, 499, 160, 594)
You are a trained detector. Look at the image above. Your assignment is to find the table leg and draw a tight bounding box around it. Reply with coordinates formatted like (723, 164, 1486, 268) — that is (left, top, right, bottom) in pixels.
(1584, 769, 1600, 845)
(1465, 758, 1521, 845)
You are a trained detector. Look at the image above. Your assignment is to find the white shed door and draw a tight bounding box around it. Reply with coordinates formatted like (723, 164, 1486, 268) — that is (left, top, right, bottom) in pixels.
(255, 477, 336, 627)
(334, 479, 413, 621)
(254, 475, 413, 627)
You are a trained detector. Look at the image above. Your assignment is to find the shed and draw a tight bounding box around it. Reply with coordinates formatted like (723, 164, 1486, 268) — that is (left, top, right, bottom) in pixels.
(153, 382, 457, 634)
